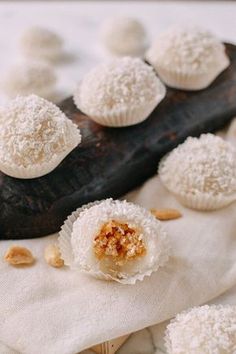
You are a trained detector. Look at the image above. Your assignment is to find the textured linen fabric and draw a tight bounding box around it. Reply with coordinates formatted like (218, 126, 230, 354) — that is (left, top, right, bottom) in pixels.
(0, 175, 236, 354)
(0, 121, 236, 354)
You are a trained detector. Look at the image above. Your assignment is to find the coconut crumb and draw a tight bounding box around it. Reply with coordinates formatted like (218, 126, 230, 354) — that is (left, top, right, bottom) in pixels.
(93, 219, 146, 265)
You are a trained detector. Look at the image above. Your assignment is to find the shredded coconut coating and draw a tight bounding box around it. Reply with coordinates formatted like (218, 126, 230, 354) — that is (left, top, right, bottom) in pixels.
(165, 305, 236, 354)
(3, 61, 56, 98)
(76, 57, 164, 114)
(71, 199, 170, 283)
(147, 26, 227, 74)
(159, 134, 236, 197)
(21, 26, 63, 59)
(101, 17, 148, 56)
(0, 95, 81, 167)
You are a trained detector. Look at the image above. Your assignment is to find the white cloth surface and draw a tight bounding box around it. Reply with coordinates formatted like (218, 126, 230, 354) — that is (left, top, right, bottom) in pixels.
(115, 279, 236, 354)
(0, 2, 236, 353)
(0, 175, 236, 354)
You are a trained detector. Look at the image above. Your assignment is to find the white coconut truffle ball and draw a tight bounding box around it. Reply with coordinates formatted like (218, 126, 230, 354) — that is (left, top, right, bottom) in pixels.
(2, 61, 57, 99)
(146, 25, 229, 90)
(165, 305, 236, 354)
(59, 199, 170, 284)
(21, 26, 63, 61)
(101, 17, 148, 57)
(159, 134, 236, 210)
(73, 57, 166, 127)
(0, 94, 81, 178)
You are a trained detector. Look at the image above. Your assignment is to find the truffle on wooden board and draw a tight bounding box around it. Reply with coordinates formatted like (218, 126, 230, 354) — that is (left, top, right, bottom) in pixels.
(159, 134, 236, 210)
(0, 43, 236, 240)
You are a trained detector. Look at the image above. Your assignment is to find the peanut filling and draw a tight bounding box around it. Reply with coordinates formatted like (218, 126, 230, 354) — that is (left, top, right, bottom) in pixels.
(93, 220, 146, 266)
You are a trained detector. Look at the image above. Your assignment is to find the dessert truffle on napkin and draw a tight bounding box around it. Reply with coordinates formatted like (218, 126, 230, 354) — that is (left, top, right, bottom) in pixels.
(59, 199, 170, 284)
(0, 94, 81, 178)
(101, 16, 148, 57)
(165, 305, 236, 354)
(146, 25, 230, 90)
(73, 57, 166, 127)
(2, 61, 57, 99)
(21, 26, 63, 61)
(159, 134, 236, 210)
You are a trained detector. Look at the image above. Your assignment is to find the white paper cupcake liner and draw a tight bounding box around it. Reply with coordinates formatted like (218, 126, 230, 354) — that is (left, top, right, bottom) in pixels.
(159, 171, 236, 211)
(58, 201, 102, 267)
(58, 199, 171, 284)
(148, 52, 230, 91)
(173, 191, 236, 211)
(73, 85, 166, 128)
(0, 133, 80, 179)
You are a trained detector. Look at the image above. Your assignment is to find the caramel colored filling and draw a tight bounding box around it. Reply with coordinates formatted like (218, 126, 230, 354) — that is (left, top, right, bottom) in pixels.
(93, 220, 146, 265)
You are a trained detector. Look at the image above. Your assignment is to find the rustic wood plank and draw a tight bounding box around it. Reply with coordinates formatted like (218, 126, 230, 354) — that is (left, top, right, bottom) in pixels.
(0, 43, 236, 240)
(91, 334, 130, 354)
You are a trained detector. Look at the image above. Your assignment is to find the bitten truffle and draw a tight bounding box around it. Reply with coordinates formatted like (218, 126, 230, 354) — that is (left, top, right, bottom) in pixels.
(59, 199, 170, 284)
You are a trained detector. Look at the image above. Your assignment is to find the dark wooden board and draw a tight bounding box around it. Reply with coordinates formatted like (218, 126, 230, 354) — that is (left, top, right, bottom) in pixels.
(1, 43, 236, 240)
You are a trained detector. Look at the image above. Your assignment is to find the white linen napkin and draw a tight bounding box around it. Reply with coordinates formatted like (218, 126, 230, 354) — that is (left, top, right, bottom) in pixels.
(0, 120, 236, 354)
(116, 282, 236, 354)
(0, 173, 236, 354)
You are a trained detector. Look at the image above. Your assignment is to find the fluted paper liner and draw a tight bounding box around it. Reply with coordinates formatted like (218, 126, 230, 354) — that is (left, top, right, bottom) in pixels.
(147, 51, 230, 91)
(0, 131, 80, 179)
(73, 84, 166, 127)
(58, 200, 170, 284)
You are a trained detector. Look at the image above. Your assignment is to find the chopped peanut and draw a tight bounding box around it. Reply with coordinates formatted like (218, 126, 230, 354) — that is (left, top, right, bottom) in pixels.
(44, 244, 64, 268)
(93, 220, 146, 266)
(4, 245, 35, 266)
(150, 208, 182, 221)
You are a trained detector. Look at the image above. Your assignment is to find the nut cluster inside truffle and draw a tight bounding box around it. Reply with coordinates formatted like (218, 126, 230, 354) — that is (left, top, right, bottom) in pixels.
(93, 220, 146, 266)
